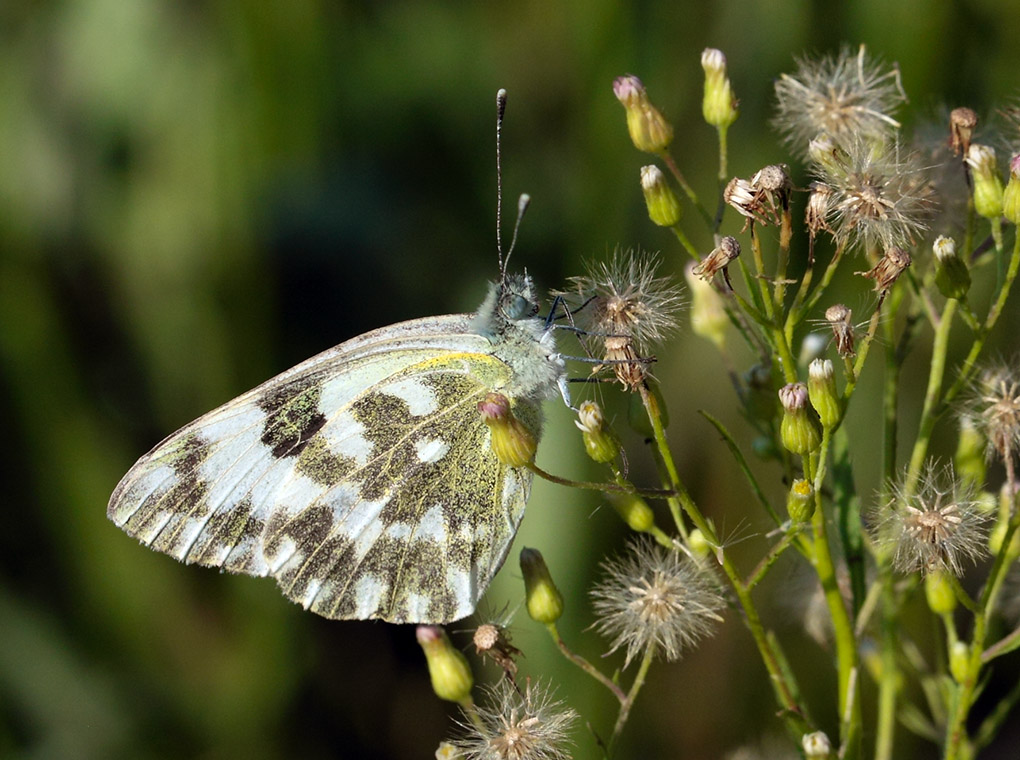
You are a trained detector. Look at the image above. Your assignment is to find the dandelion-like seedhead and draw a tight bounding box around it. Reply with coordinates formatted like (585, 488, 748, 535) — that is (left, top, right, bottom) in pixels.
(564, 251, 683, 352)
(451, 680, 576, 760)
(773, 45, 907, 156)
(590, 538, 725, 667)
(963, 362, 1020, 463)
(874, 463, 989, 576)
(813, 135, 935, 253)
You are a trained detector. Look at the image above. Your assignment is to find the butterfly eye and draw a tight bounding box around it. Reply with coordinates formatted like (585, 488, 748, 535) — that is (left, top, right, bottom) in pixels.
(502, 293, 534, 320)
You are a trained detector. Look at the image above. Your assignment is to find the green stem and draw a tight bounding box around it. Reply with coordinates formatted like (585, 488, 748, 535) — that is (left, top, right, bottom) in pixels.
(904, 299, 958, 495)
(526, 462, 673, 498)
(660, 151, 714, 229)
(611, 643, 656, 747)
(874, 573, 900, 760)
(546, 622, 627, 703)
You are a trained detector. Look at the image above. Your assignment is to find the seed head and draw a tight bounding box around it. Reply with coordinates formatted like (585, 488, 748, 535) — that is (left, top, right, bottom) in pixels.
(590, 538, 725, 667)
(562, 252, 683, 389)
(773, 44, 906, 157)
(964, 362, 1020, 463)
(693, 236, 741, 283)
(949, 107, 978, 157)
(874, 463, 989, 576)
(824, 303, 856, 358)
(858, 246, 911, 297)
(451, 679, 576, 760)
(816, 136, 935, 253)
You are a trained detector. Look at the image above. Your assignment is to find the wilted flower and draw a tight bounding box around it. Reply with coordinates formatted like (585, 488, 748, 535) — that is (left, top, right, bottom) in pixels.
(590, 538, 725, 666)
(724, 165, 791, 228)
(949, 107, 978, 157)
(773, 44, 906, 156)
(451, 680, 576, 760)
(824, 303, 856, 358)
(964, 362, 1020, 463)
(473, 622, 522, 680)
(857, 246, 911, 297)
(874, 463, 989, 576)
(692, 236, 741, 284)
(561, 252, 683, 389)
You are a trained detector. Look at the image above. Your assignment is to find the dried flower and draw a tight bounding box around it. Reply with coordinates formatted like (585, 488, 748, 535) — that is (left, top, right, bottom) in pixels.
(724, 165, 792, 229)
(590, 538, 725, 666)
(964, 363, 1020, 463)
(949, 107, 978, 157)
(693, 236, 741, 283)
(858, 246, 911, 297)
(773, 45, 906, 157)
(451, 680, 576, 760)
(815, 136, 934, 253)
(874, 463, 988, 576)
(473, 622, 522, 680)
(824, 303, 856, 357)
(805, 182, 835, 242)
(562, 252, 683, 389)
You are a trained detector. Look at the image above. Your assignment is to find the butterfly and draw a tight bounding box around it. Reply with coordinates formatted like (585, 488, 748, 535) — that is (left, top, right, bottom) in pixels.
(107, 91, 569, 625)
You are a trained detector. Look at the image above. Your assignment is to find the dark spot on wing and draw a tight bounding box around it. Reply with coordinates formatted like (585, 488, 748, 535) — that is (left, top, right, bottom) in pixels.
(258, 382, 327, 458)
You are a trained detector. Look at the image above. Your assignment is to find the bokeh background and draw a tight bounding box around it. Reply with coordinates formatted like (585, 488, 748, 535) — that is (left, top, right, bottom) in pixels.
(3, 1, 1020, 758)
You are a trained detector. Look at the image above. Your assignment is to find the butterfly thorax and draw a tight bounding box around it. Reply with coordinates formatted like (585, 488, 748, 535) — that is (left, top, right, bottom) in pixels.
(470, 273, 564, 402)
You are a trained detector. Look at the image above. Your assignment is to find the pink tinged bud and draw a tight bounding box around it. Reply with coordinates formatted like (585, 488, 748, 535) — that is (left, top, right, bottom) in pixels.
(416, 626, 473, 703)
(613, 75, 645, 107)
(613, 74, 673, 153)
(779, 383, 822, 454)
(478, 392, 537, 467)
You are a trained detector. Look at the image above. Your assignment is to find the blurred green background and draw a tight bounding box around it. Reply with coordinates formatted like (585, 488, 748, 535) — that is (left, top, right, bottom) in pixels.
(3, 1, 1020, 758)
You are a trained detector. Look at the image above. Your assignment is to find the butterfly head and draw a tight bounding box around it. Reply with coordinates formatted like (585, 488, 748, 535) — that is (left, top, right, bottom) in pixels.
(498, 272, 541, 322)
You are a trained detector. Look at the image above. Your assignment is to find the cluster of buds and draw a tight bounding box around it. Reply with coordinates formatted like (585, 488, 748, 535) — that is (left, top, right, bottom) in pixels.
(613, 75, 673, 154)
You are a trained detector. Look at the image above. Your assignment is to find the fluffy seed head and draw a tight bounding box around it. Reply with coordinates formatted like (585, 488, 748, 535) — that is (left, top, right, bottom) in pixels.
(773, 44, 906, 157)
(874, 463, 989, 576)
(964, 363, 1020, 463)
(451, 680, 576, 760)
(590, 538, 725, 667)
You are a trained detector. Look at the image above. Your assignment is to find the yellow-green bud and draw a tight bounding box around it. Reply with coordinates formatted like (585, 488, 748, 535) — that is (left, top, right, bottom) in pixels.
(628, 381, 668, 437)
(684, 261, 728, 349)
(933, 235, 971, 300)
(949, 640, 970, 683)
(608, 491, 655, 533)
(520, 547, 564, 624)
(687, 528, 711, 559)
(802, 731, 832, 760)
(1003, 154, 1020, 225)
(640, 164, 682, 226)
(700, 48, 738, 129)
(955, 416, 987, 489)
(779, 383, 822, 455)
(787, 479, 815, 523)
(807, 359, 841, 429)
(575, 401, 620, 463)
(966, 144, 1004, 220)
(478, 392, 536, 467)
(613, 74, 674, 153)
(416, 625, 473, 703)
(924, 570, 957, 615)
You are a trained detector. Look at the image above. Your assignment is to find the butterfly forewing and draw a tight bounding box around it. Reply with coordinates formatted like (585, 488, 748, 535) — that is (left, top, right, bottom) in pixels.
(108, 314, 538, 624)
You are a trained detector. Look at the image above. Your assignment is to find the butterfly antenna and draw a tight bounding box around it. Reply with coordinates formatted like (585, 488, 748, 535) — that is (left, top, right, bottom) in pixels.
(503, 192, 530, 277)
(495, 88, 508, 276)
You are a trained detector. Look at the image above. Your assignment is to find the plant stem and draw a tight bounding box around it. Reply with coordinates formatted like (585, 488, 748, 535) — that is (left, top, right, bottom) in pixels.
(611, 643, 656, 746)
(546, 622, 627, 703)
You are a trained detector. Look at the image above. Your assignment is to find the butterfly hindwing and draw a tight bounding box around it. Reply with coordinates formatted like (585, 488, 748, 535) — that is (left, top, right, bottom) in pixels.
(108, 314, 540, 624)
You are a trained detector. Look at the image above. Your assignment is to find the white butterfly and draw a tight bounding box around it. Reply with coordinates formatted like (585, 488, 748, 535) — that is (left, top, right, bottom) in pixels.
(107, 271, 566, 624)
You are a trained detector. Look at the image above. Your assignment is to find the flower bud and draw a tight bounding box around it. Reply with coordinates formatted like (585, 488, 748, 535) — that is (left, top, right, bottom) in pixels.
(575, 401, 620, 464)
(640, 165, 682, 227)
(520, 547, 564, 624)
(924, 569, 957, 615)
(949, 640, 970, 683)
(933, 235, 971, 300)
(613, 75, 673, 154)
(687, 528, 711, 559)
(416, 625, 473, 703)
(802, 731, 832, 760)
(787, 478, 815, 523)
(779, 383, 822, 455)
(684, 261, 728, 349)
(807, 359, 841, 429)
(478, 392, 537, 467)
(608, 491, 655, 533)
(700, 48, 738, 129)
(966, 144, 1004, 220)
(1003, 154, 1020, 226)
